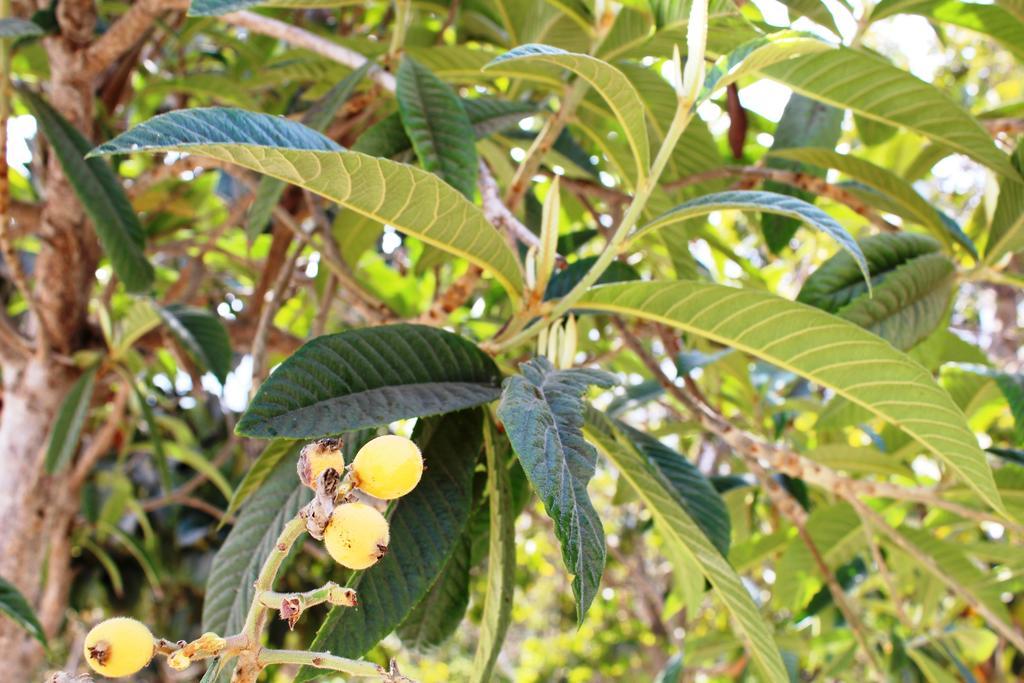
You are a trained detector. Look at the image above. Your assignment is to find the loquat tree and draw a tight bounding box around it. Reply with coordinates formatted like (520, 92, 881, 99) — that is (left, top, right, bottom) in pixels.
(0, 0, 1022, 681)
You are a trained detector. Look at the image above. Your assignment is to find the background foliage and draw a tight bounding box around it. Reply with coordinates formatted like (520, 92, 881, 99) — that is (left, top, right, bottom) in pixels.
(0, 0, 1022, 681)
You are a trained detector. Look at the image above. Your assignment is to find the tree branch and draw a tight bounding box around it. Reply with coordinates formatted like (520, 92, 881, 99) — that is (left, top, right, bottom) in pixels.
(84, 0, 189, 77)
(218, 11, 396, 93)
(70, 384, 130, 489)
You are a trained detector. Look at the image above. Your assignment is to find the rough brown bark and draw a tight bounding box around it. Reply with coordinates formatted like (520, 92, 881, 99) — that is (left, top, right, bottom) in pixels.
(0, 1, 102, 676)
(0, 360, 78, 676)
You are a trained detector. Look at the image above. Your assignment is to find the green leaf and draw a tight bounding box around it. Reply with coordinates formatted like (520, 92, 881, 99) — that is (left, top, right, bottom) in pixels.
(633, 190, 871, 286)
(577, 281, 1007, 517)
(760, 47, 1018, 178)
(44, 366, 98, 474)
(769, 147, 976, 256)
(497, 357, 615, 623)
(780, 0, 844, 34)
(397, 535, 472, 650)
(762, 94, 844, 253)
(584, 412, 787, 682)
(654, 654, 684, 683)
(484, 44, 650, 182)
(237, 324, 501, 439)
(983, 152, 1024, 263)
(300, 410, 481, 679)
(202, 456, 310, 634)
(798, 232, 942, 313)
(18, 87, 153, 291)
(701, 30, 832, 103)
(617, 423, 731, 555)
(470, 414, 516, 683)
(544, 257, 640, 301)
(158, 305, 232, 383)
(396, 57, 478, 198)
(0, 577, 47, 647)
(774, 503, 864, 610)
(836, 252, 955, 350)
(221, 439, 299, 526)
(0, 18, 42, 38)
(110, 299, 162, 359)
(90, 108, 525, 302)
(872, 0, 1024, 61)
(854, 113, 897, 146)
(354, 98, 536, 160)
(247, 64, 371, 240)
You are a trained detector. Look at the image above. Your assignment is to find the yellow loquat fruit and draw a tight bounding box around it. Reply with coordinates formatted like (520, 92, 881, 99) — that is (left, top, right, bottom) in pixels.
(83, 617, 155, 678)
(323, 502, 390, 570)
(351, 435, 423, 500)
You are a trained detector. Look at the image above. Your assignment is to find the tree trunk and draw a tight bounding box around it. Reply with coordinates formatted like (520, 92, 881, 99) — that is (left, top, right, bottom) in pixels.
(0, 2, 100, 675)
(0, 359, 77, 677)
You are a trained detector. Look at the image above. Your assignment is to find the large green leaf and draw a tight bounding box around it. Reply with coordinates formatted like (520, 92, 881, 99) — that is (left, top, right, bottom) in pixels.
(221, 440, 298, 524)
(584, 412, 787, 682)
(633, 190, 870, 285)
(617, 423, 731, 555)
(484, 44, 650, 181)
(396, 57, 478, 198)
(873, 0, 1024, 61)
(355, 98, 536, 160)
(578, 281, 1007, 516)
(497, 357, 615, 623)
(837, 252, 955, 350)
(159, 305, 233, 383)
(762, 94, 844, 253)
(768, 147, 976, 256)
(44, 366, 97, 474)
(798, 232, 941, 313)
(470, 414, 516, 683)
(18, 88, 153, 291)
(236, 324, 501, 439)
(760, 47, 1017, 178)
(246, 64, 371, 240)
(90, 108, 524, 302)
(300, 410, 481, 680)
(984, 148, 1024, 263)
(397, 535, 472, 651)
(701, 30, 832, 103)
(0, 577, 47, 647)
(202, 457, 310, 634)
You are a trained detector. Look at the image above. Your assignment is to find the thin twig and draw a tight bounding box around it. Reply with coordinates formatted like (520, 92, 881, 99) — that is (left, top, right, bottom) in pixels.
(479, 159, 542, 250)
(70, 384, 130, 489)
(250, 241, 301, 393)
(219, 11, 396, 93)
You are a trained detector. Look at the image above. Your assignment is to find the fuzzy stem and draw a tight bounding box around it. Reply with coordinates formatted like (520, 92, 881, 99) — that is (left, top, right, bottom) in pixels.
(258, 648, 385, 676)
(241, 516, 307, 640)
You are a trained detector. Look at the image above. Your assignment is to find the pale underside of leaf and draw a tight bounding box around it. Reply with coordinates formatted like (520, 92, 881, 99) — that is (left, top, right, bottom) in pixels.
(484, 44, 650, 182)
(634, 190, 871, 287)
(585, 413, 788, 682)
(577, 281, 1006, 517)
(90, 109, 524, 301)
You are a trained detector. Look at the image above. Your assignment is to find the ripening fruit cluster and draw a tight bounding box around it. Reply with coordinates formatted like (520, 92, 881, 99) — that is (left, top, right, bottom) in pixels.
(321, 434, 424, 570)
(83, 617, 155, 678)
